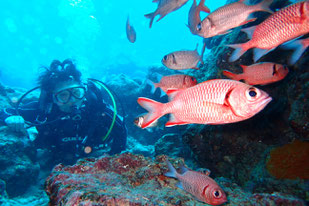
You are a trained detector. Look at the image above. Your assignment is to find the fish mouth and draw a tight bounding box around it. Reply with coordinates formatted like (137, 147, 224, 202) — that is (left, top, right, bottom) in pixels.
(258, 96, 272, 109)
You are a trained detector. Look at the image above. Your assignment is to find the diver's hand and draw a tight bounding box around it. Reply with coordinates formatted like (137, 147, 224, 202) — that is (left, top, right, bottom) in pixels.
(5, 115, 26, 133)
(26, 127, 38, 141)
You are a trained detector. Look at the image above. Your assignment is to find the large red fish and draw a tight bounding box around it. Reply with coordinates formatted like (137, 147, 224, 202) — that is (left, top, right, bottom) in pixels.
(126, 16, 136, 43)
(165, 159, 227, 205)
(187, 0, 210, 35)
(137, 79, 272, 128)
(145, 0, 189, 28)
(196, 0, 273, 38)
(223, 62, 289, 85)
(228, 1, 309, 62)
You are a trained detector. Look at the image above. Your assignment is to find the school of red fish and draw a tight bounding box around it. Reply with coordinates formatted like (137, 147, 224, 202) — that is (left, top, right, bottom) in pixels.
(126, 0, 309, 205)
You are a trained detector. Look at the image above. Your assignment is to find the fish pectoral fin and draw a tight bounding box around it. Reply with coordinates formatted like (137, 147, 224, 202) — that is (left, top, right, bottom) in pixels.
(165, 114, 189, 127)
(180, 164, 189, 174)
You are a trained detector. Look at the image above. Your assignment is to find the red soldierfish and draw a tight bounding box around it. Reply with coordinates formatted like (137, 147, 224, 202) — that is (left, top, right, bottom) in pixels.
(145, 0, 189, 28)
(223, 62, 289, 85)
(126, 16, 136, 43)
(137, 79, 272, 128)
(162, 46, 202, 70)
(196, 0, 273, 38)
(229, 1, 309, 62)
(165, 159, 227, 205)
(152, 74, 198, 94)
(188, 0, 210, 35)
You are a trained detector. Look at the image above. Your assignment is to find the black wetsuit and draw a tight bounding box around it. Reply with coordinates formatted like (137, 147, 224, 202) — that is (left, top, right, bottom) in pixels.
(0, 84, 127, 164)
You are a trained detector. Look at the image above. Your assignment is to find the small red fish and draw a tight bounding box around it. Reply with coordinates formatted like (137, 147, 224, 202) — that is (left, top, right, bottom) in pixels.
(228, 1, 309, 62)
(196, 0, 273, 38)
(164, 159, 227, 205)
(137, 79, 272, 128)
(223, 62, 289, 85)
(151, 74, 198, 94)
(126, 16, 136, 43)
(283, 37, 309, 64)
(145, 0, 189, 28)
(162, 46, 202, 70)
(188, 0, 210, 35)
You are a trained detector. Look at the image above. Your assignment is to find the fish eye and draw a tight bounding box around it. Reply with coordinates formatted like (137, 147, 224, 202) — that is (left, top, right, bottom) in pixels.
(213, 190, 222, 198)
(196, 23, 202, 31)
(246, 87, 260, 100)
(163, 55, 168, 61)
(249, 90, 257, 97)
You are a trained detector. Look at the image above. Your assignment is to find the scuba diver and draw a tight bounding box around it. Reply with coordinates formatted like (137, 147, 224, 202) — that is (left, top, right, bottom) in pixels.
(0, 59, 127, 165)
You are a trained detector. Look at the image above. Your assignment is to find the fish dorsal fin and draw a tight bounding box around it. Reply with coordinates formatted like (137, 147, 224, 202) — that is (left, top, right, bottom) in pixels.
(197, 168, 211, 176)
(240, 65, 248, 73)
(180, 164, 189, 174)
(199, 0, 210, 13)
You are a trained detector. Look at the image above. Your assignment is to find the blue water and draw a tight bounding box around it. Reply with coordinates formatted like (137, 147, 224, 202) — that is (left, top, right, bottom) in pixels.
(0, 0, 226, 89)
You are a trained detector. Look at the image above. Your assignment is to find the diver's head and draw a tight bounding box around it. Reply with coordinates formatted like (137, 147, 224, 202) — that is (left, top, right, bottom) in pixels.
(38, 59, 86, 113)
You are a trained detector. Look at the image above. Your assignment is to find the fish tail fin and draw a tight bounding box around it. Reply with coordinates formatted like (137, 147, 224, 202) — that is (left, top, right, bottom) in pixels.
(282, 39, 308, 65)
(222, 70, 241, 81)
(144, 12, 156, 28)
(227, 43, 249, 62)
(199, 0, 211, 13)
(255, 0, 273, 13)
(137, 97, 165, 128)
(164, 159, 178, 178)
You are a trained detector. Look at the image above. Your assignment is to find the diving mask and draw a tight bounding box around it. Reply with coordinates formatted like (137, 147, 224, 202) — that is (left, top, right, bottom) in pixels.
(54, 86, 86, 104)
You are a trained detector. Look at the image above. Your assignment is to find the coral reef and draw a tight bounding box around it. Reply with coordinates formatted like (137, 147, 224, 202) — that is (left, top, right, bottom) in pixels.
(45, 153, 305, 205)
(0, 126, 40, 197)
(155, 133, 193, 160)
(266, 140, 309, 179)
